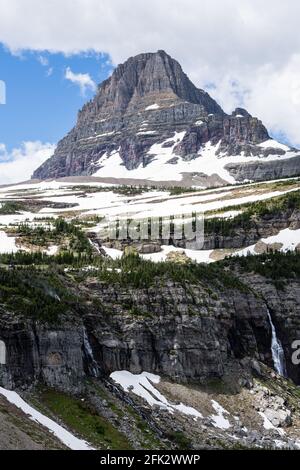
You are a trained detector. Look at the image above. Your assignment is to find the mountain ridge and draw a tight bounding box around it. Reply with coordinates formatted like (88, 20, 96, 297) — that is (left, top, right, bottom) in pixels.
(32, 50, 300, 185)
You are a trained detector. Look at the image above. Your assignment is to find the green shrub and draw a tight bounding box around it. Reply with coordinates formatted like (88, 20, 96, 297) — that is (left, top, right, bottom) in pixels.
(0, 201, 25, 214)
(0, 267, 78, 322)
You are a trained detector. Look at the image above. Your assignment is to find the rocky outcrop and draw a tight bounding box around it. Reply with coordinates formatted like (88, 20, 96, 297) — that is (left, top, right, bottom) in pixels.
(252, 383, 292, 428)
(226, 154, 300, 182)
(32, 50, 299, 183)
(1, 270, 299, 391)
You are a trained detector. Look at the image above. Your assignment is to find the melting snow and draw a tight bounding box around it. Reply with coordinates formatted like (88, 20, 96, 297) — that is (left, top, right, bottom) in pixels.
(0, 212, 39, 226)
(235, 228, 300, 257)
(101, 244, 214, 264)
(0, 387, 94, 450)
(110, 371, 202, 419)
(258, 139, 290, 152)
(136, 130, 157, 135)
(46, 245, 59, 256)
(141, 245, 214, 264)
(102, 246, 123, 260)
(79, 131, 115, 141)
(259, 227, 300, 251)
(0, 231, 18, 253)
(145, 104, 160, 110)
(91, 135, 299, 184)
(93, 132, 187, 181)
(210, 400, 231, 429)
(206, 210, 243, 219)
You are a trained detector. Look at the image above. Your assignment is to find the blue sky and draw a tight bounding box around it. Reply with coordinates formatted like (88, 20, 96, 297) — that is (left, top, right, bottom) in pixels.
(0, 46, 112, 150)
(0, 43, 289, 155)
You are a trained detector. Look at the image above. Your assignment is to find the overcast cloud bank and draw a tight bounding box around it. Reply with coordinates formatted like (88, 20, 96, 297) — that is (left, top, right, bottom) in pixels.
(0, 0, 300, 147)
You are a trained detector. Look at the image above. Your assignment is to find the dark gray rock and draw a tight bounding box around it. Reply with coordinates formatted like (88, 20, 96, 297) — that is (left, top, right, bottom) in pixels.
(226, 154, 300, 182)
(0, 318, 86, 392)
(1, 271, 300, 391)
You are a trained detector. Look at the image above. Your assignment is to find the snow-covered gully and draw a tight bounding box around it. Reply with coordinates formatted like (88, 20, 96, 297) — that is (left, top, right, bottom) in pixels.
(0, 387, 94, 450)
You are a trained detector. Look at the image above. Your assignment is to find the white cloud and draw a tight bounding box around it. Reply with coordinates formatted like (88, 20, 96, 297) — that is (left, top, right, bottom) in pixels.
(65, 67, 96, 95)
(0, 1, 300, 145)
(46, 67, 53, 77)
(37, 55, 49, 66)
(0, 141, 56, 184)
(37, 55, 53, 77)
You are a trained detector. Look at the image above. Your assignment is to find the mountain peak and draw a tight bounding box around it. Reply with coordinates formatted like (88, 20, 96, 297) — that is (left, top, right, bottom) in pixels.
(87, 50, 224, 117)
(32, 51, 298, 185)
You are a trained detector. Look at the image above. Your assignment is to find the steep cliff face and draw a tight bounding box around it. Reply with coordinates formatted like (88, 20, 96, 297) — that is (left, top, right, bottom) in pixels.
(1, 269, 299, 392)
(32, 50, 299, 184)
(0, 315, 86, 392)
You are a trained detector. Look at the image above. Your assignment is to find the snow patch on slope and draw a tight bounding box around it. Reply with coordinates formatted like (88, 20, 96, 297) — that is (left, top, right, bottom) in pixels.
(110, 371, 202, 419)
(0, 387, 94, 450)
(93, 132, 187, 181)
(145, 104, 160, 110)
(236, 228, 300, 257)
(141, 245, 214, 263)
(258, 139, 290, 151)
(92, 135, 298, 184)
(0, 231, 18, 253)
(210, 400, 231, 429)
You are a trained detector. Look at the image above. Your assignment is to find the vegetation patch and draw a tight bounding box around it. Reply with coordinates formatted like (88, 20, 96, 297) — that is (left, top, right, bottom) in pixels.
(222, 251, 300, 281)
(0, 201, 25, 214)
(0, 267, 78, 322)
(205, 189, 300, 236)
(36, 388, 132, 450)
(0, 251, 298, 324)
(15, 218, 93, 254)
(92, 253, 248, 291)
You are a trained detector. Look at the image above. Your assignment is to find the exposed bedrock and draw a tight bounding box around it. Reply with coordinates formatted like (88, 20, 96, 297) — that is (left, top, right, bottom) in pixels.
(226, 155, 300, 182)
(1, 274, 299, 391)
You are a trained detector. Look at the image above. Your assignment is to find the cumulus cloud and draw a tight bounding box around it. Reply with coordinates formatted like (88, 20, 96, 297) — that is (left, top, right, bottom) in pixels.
(0, 0, 300, 145)
(0, 141, 56, 184)
(65, 66, 96, 95)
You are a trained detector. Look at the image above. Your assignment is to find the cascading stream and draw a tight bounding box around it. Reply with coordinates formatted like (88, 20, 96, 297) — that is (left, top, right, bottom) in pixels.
(266, 308, 287, 377)
(83, 329, 99, 377)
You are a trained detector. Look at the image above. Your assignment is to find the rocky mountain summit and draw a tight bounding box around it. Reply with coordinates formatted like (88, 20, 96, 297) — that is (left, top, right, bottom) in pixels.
(33, 50, 300, 185)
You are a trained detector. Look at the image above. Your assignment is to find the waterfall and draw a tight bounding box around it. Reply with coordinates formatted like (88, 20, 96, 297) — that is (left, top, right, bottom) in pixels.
(83, 329, 99, 377)
(266, 309, 287, 377)
(0, 340, 6, 365)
